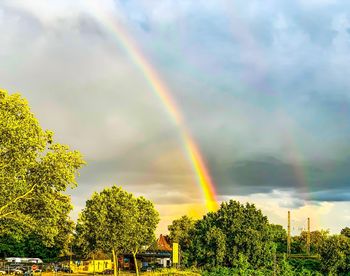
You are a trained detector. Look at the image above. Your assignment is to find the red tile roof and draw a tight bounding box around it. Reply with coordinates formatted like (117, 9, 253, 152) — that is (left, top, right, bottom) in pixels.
(157, 234, 172, 251)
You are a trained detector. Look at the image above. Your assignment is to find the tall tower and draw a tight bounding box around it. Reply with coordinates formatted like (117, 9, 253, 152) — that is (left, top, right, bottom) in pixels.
(306, 217, 311, 255)
(287, 211, 291, 255)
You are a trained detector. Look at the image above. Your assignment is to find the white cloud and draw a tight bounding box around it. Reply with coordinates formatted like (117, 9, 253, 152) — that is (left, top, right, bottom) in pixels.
(220, 191, 349, 234)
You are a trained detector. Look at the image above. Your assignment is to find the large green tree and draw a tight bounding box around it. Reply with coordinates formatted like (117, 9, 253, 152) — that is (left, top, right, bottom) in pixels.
(0, 89, 84, 258)
(76, 186, 159, 276)
(188, 200, 275, 269)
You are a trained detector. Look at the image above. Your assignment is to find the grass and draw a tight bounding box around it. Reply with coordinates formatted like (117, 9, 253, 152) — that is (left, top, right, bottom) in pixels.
(142, 268, 201, 276)
(40, 269, 201, 276)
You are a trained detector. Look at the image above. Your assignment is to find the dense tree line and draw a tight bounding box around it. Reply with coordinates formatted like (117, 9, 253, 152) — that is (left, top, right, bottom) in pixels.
(168, 202, 350, 275)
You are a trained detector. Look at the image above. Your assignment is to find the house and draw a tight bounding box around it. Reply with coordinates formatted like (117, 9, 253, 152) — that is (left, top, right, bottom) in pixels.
(70, 259, 112, 273)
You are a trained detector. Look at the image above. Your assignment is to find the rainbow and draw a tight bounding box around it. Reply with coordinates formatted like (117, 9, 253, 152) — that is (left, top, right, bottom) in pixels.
(89, 4, 218, 212)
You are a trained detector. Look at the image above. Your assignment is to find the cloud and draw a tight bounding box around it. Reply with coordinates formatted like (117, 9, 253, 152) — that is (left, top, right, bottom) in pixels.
(2, 0, 350, 233)
(213, 155, 350, 202)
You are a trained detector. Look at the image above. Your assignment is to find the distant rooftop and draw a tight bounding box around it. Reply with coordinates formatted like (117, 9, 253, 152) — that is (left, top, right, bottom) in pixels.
(157, 234, 172, 252)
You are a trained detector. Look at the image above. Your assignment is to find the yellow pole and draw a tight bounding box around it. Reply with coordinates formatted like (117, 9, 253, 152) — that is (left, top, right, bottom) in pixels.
(307, 217, 311, 255)
(287, 211, 291, 255)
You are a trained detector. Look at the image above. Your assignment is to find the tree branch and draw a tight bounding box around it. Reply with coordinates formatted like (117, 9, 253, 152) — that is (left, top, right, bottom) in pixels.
(0, 211, 15, 219)
(0, 183, 37, 216)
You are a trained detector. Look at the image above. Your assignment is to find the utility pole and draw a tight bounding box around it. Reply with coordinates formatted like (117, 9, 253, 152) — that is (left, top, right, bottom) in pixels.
(306, 217, 311, 255)
(287, 211, 291, 255)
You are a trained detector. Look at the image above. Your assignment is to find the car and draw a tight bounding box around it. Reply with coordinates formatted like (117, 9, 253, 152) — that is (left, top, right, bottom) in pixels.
(140, 267, 152, 272)
(9, 268, 23, 275)
(101, 269, 113, 274)
(55, 267, 72, 273)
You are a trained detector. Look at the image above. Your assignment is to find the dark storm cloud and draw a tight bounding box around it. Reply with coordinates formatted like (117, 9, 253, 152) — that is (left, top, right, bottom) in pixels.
(309, 190, 350, 202)
(211, 155, 350, 202)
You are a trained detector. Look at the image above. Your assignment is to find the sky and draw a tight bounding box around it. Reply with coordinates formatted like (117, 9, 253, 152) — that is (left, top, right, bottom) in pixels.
(1, 0, 350, 234)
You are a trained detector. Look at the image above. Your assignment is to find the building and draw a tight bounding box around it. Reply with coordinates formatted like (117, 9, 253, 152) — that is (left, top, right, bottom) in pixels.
(122, 234, 173, 270)
(154, 234, 172, 267)
(70, 259, 112, 273)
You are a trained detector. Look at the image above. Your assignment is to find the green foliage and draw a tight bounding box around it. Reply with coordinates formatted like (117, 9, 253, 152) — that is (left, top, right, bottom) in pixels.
(205, 226, 226, 267)
(294, 230, 329, 255)
(202, 257, 321, 276)
(269, 224, 287, 253)
(187, 200, 274, 270)
(288, 258, 321, 274)
(151, 268, 200, 275)
(232, 253, 252, 276)
(76, 186, 135, 255)
(202, 265, 274, 276)
(0, 89, 85, 259)
(0, 220, 72, 261)
(129, 196, 160, 254)
(318, 234, 350, 275)
(278, 255, 294, 276)
(168, 215, 195, 246)
(0, 232, 66, 262)
(202, 267, 234, 276)
(190, 222, 226, 268)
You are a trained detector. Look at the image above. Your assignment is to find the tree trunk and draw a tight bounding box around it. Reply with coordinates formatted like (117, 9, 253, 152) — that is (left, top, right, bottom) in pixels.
(112, 248, 118, 276)
(93, 254, 95, 276)
(132, 252, 139, 276)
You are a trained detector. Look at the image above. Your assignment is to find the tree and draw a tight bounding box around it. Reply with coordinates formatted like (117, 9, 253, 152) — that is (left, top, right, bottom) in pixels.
(76, 186, 159, 276)
(0, 89, 84, 257)
(188, 200, 275, 269)
(168, 215, 195, 265)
